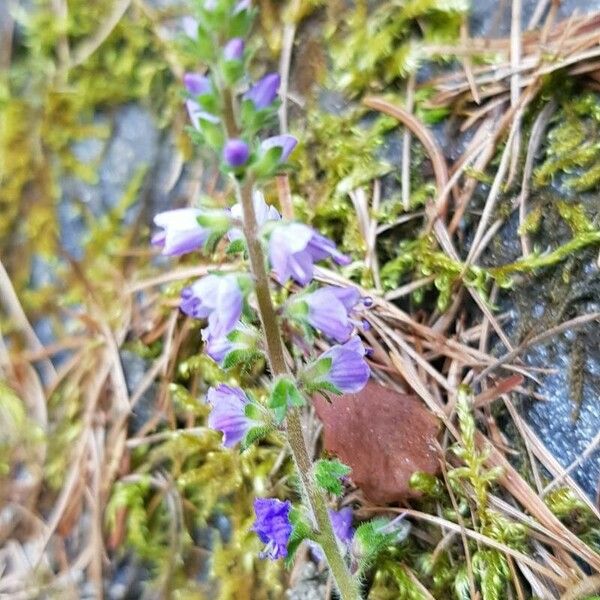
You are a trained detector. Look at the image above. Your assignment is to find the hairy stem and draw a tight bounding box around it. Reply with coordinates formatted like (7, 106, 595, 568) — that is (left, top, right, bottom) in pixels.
(236, 177, 361, 600)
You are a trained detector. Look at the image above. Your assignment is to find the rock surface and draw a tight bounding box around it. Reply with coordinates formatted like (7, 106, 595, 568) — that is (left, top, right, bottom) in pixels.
(314, 381, 440, 503)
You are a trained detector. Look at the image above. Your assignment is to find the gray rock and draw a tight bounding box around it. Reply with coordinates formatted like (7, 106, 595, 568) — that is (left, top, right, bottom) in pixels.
(286, 562, 328, 600)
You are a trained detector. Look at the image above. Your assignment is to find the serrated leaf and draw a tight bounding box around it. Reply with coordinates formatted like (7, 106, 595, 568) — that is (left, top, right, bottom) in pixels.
(314, 458, 351, 496)
(221, 348, 256, 370)
(241, 425, 273, 450)
(284, 508, 315, 567)
(269, 377, 306, 423)
(226, 238, 246, 255)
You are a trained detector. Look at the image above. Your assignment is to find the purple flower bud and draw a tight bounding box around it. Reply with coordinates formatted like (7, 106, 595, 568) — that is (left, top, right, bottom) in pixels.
(244, 73, 280, 109)
(260, 134, 298, 162)
(182, 16, 199, 39)
(223, 38, 245, 61)
(223, 139, 250, 167)
(315, 336, 370, 393)
(300, 286, 360, 342)
(183, 73, 211, 96)
(252, 498, 292, 560)
(180, 274, 243, 339)
(229, 190, 281, 241)
(206, 384, 257, 447)
(269, 223, 350, 286)
(152, 208, 209, 256)
(310, 507, 354, 562)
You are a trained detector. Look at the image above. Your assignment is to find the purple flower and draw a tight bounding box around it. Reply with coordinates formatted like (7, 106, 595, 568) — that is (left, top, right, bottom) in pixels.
(252, 498, 293, 560)
(269, 223, 350, 286)
(207, 384, 256, 447)
(223, 139, 250, 167)
(330, 507, 354, 545)
(184, 73, 211, 96)
(260, 135, 297, 163)
(303, 286, 360, 342)
(152, 208, 209, 256)
(312, 336, 370, 393)
(204, 334, 235, 363)
(223, 38, 245, 61)
(186, 100, 219, 131)
(229, 190, 280, 241)
(180, 274, 243, 339)
(204, 323, 257, 364)
(311, 508, 354, 562)
(244, 73, 280, 109)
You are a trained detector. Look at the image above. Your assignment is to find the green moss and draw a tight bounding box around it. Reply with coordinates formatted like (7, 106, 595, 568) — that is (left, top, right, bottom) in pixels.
(0, 0, 182, 296)
(328, 0, 468, 94)
(534, 92, 600, 191)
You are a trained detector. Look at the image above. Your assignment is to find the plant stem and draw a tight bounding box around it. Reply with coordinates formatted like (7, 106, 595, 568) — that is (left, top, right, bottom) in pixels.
(236, 177, 361, 600)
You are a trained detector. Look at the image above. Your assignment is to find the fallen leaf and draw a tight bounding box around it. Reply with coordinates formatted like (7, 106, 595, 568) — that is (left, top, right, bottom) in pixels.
(313, 381, 440, 503)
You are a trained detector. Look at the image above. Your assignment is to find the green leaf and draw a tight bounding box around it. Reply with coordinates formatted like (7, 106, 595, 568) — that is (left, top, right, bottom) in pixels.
(252, 146, 284, 179)
(314, 459, 351, 496)
(284, 507, 315, 567)
(226, 237, 246, 255)
(221, 59, 244, 86)
(354, 518, 410, 574)
(221, 348, 264, 371)
(241, 425, 273, 450)
(269, 377, 306, 423)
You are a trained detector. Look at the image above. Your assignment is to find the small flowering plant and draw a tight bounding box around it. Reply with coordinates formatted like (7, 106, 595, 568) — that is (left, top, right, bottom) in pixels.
(153, 2, 400, 598)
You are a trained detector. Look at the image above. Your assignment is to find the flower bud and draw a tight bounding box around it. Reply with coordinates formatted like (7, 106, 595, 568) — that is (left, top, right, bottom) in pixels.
(244, 73, 280, 109)
(183, 73, 211, 96)
(223, 139, 250, 167)
(223, 37, 245, 61)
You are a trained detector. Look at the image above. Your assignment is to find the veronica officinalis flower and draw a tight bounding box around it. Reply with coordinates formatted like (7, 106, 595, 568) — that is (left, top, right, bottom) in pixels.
(180, 273, 243, 339)
(303, 335, 370, 394)
(290, 285, 360, 343)
(252, 498, 293, 560)
(244, 73, 280, 109)
(152, 208, 209, 256)
(269, 223, 350, 286)
(223, 138, 250, 167)
(310, 507, 354, 562)
(206, 384, 257, 447)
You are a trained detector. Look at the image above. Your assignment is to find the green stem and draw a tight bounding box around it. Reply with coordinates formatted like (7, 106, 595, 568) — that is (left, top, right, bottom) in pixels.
(236, 177, 361, 600)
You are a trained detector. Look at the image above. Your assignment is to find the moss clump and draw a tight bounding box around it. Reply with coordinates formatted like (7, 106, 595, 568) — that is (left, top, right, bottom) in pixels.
(0, 0, 182, 295)
(534, 91, 600, 191)
(328, 0, 468, 94)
